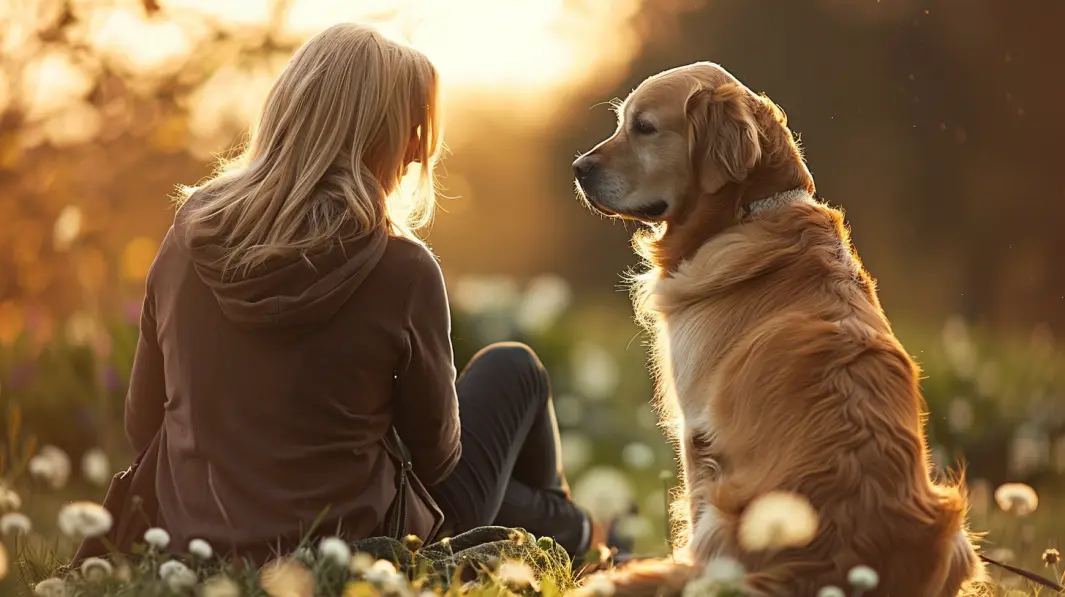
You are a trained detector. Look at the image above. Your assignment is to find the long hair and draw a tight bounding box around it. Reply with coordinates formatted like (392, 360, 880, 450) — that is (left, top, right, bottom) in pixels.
(177, 23, 442, 273)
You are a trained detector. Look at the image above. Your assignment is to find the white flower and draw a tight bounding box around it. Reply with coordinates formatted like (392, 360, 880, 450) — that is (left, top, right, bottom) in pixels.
(704, 556, 745, 583)
(160, 560, 197, 590)
(33, 578, 72, 597)
(29, 445, 72, 489)
(0, 486, 21, 511)
(1, 512, 31, 535)
(189, 538, 214, 559)
(571, 467, 634, 522)
(199, 575, 242, 597)
(816, 586, 846, 597)
(994, 483, 1039, 516)
(57, 501, 113, 538)
(560, 432, 592, 473)
(571, 341, 619, 400)
(53, 205, 83, 251)
(79, 556, 113, 581)
(318, 537, 351, 567)
(81, 449, 112, 486)
(738, 491, 818, 551)
(452, 276, 520, 315)
(261, 558, 315, 597)
(581, 575, 616, 597)
(621, 442, 656, 469)
(349, 552, 374, 575)
(144, 527, 171, 549)
(515, 274, 572, 333)
(497, 560, 536, 588)
(847, 565, 879, 591)
(365, 559, 400, 585)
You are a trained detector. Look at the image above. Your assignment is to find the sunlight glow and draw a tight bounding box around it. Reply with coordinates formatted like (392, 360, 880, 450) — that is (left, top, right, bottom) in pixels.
(4, 0, 674, 148)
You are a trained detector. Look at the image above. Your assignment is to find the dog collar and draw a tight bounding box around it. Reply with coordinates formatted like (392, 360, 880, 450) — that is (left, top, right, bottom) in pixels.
(740, 188, 814, 219)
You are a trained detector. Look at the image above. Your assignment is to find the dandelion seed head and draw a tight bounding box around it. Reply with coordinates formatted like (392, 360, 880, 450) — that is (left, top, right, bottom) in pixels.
(738, 491, 818, 551)
(33, 578, 72, 597)
(816, 586, 846, 597)
(572, 467, 634, 521)
(144, 526, 171, 549)
(1, 512, 32, 535)
(79, 557, 113, 581)
(0, 486, 21, 511)
(364, 559, 401, 587)
(994, 483, 1039, 516)
(497, 560, 536, 588)
(318, 537, 352, 567)
(56, 501, 113, 538)
(847, 565, 880, 590)
(29, 446, 72, 489)
(160, 559, 197, 591)
(80, 449, 112, 486)
(350, 552, 375, 574)
(189, 538, 214, 559)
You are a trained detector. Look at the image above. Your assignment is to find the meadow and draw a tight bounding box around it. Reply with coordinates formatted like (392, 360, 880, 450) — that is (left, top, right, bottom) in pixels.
(0, 275, 1063, 595)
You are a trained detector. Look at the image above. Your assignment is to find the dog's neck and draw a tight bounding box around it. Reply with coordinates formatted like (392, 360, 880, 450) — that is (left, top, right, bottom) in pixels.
(738, 187, 815, 219)
(647, 186, 817, 274)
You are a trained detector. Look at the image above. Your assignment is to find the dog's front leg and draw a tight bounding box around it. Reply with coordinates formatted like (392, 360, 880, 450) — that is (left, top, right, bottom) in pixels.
(683, 430, 730, 562)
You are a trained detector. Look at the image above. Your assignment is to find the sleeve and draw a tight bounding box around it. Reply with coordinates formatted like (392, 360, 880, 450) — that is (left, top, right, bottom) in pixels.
(124, 265, 167, 454)
(393, 250, 462, 486)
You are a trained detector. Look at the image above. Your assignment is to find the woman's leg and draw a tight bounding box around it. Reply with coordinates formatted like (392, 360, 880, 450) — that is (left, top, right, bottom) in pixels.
(428, 342, 590, 555)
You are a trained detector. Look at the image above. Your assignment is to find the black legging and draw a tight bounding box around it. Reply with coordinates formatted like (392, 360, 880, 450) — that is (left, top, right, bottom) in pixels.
(428, 342, 590, 556)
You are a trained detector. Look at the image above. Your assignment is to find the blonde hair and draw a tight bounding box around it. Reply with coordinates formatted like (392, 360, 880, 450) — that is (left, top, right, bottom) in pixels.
(178, 23, 442, 273)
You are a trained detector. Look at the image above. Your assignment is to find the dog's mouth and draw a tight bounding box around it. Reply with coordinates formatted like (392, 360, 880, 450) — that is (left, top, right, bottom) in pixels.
(577, 188, 618, 217)
(629, 200, 669, 221)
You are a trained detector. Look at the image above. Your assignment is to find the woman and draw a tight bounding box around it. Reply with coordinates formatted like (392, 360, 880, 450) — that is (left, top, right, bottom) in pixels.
(124, 23, 594, 562)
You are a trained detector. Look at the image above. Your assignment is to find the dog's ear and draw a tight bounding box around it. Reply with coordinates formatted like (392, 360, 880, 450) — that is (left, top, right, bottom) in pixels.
(685, 82, 762, 193)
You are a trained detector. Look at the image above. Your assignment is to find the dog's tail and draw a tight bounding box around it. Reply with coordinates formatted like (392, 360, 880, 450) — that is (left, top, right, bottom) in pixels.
(574, 559, 697, 597)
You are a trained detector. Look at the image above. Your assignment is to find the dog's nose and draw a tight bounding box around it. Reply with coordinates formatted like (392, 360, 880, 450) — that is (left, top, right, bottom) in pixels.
(572, 155, 598, 181)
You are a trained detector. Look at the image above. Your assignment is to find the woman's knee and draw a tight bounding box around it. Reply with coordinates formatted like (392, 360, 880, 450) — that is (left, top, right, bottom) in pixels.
(468, 342, 550, 400)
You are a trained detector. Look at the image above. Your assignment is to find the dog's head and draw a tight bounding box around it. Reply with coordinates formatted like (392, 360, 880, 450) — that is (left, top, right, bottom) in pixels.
(573, 63, 813, 254)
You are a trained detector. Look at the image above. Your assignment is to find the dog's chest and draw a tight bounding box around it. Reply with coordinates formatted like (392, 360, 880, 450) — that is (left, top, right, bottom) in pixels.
(661, 309, 721, 434)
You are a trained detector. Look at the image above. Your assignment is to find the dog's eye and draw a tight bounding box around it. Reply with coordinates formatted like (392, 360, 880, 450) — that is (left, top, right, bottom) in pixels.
(632, 118, 657, 136)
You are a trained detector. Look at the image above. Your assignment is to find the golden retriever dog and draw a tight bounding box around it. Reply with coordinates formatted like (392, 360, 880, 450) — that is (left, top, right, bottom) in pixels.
(571, 62, 983, 596)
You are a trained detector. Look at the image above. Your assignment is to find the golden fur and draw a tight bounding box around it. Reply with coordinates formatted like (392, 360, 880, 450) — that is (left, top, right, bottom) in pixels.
(572, 63, 983, 596)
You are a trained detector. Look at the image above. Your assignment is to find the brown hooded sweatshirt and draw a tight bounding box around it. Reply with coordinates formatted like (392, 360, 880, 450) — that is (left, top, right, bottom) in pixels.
(124, 208, 460, 559)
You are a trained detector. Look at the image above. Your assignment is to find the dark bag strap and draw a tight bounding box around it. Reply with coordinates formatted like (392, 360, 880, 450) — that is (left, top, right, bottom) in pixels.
(381, 426, 414, 540)
(72, 429, 162, 565)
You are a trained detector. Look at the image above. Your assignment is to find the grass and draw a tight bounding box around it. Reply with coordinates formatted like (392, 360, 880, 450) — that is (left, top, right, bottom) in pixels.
(2, 467, 1063, 596)
(1, 303, 1064, 595)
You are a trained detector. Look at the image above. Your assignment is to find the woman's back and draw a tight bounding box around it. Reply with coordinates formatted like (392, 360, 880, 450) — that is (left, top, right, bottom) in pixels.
(126, 214, 459, 557)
